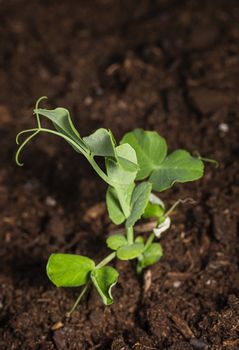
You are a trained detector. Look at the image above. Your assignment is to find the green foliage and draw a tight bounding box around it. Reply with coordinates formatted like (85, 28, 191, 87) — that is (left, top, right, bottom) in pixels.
(106, 234, 128, 250)
(121, 129, 204, 191)
(106, 187, 126, 224)
(91, 267, 119, 305)
(35, 107, 88, 153)
(121, 129, 167, 180)
(126, 182, 152, 228)
(16, 97, 209, 314)
(83, 128, 116, 157)
(149, 150, 204, 192)
(137, 243, 163, 273)
(116, 243, 145, 260)
(47, 253, 95, 287)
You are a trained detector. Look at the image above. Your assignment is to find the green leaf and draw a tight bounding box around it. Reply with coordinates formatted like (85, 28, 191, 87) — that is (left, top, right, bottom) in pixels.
(35, 108, 87, 152)
(121, 129, 167, 180)
(143, 202, 165, 219)
(106, 186, 125, 224)
(117, 243, 145, 260)
(116, 143, 138, 172)
(106, 143, 138, 185)
(135, 236, 144, 244)
(149, 150, 204, 192)
(106, 234, 128, 250)
(137, 243, 163, 272)
(106, 183, 135, 223)
(126, 182, 152, 228)
(91, 267, 119, 305)
(83, 128, 116, 157)
(106, 159, 137, 185)
(47, 253, 95, 287)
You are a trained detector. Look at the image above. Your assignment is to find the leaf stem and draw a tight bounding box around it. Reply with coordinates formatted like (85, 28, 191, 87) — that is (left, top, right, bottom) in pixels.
(127, 227, 134, 244)
(96, 252, 116, 269)
(144, 232, 155, 251)
(193, 151, 219, 168)
(66, 282, 90, 317)
(86, 155, 114, 187)
(34, 96, 47, 128)
(164, 197, 196, 217)
(15, 129, 41, 166)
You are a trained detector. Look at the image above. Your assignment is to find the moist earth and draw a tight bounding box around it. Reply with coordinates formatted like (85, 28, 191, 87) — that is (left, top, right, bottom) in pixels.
(0, 0, 239, 349)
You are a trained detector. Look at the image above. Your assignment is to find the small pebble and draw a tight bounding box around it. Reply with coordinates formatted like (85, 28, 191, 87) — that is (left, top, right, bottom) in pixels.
(218, 123, 229, 133)
(45, 196, 57, 207)
(173, 281, 181, 288)
(51, 321, 64, 331)
(84, 96, 93, 106)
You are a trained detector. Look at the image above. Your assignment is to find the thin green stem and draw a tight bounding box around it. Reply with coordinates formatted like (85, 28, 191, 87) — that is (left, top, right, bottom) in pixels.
(66, 282, 90, 317)
(39, 128, 88, 155)
(96, 252, 116, 269)
(86, 155, 114, 186)
(15, 130, 41, 166)
(144, 232, 155, 251)
(127, 227, 134, 244)
(194, 151, 219, 168)
(16, 128, 39, 145)
(34, 96, 47, 128)
(164, 197, 196, 217)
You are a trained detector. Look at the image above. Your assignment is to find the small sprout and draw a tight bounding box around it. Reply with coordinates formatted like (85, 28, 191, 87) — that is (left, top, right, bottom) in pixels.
(16, 98, 213, 313)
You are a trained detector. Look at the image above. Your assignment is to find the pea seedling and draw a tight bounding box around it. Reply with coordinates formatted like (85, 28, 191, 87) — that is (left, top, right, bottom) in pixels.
(16, 97, 206, 315)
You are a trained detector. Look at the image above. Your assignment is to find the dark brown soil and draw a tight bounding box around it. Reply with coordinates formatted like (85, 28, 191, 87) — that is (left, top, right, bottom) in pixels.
(0, 0, 239, 349)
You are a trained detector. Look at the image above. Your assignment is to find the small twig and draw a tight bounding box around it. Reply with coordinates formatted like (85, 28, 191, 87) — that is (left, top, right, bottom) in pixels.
(170, 314, 195, 339)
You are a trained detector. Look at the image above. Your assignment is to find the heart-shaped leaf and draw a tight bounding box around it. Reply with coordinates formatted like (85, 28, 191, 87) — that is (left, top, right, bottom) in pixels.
(121, 129, 167, 180)
(47, 253, 95, 287)
(121, 130, 204, 192)
(126, 182, 152, 228)
(91, 266, 119, 305)
(117, 243, 145, 260)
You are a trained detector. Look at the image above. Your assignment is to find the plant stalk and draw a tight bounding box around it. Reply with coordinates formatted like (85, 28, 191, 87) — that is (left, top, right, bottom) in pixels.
(127, 227, 134, 244)
(66, 281, 90, 317)
(96, 252, 116, 268)
(87, 155, 114, 187)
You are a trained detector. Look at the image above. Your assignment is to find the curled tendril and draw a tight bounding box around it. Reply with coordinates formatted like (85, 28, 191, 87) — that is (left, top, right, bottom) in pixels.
(164, 197, 196, 217)
(15, 96, 48, 166)
(193, 151, 219, 168)
(34, 96, 48, 128)
(15, 129, 40, 166)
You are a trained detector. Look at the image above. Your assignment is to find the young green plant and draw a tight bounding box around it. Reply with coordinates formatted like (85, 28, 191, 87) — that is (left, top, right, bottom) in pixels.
(16, 97, 206, 314)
